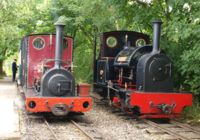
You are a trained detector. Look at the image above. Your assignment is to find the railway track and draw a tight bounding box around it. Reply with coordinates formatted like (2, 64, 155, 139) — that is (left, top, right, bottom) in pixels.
(43, 118, 59, 140)
(42, 116, 103, 140)
(91, 93, 200, 140)
(24, 113, 103, 140)
(114, 108, 200, 140)
(22, 112, 53, 140)
(18, 86, 103, 140)
(70, 120, 103, 140)
(119, 111, 200, 140)
(142, 119, 200, 140)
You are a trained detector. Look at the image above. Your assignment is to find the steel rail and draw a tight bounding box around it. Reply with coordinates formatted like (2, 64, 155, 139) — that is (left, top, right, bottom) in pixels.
(71, 120, 94, 140)
(91, 91, 200, 140)
(43, 118, 59, 140)
(143, 119, 192, 140)
(172, 121, 200, 134)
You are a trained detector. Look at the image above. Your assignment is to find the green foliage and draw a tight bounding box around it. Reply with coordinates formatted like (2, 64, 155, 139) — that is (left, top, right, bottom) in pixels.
(0, 0, 199, 96)
(73, 38, 93, 83)
(0, 0, 199, 121)
(0, 0, 20, 60)
(180, 45, 200, 93)
(184, 97, 200, 123)
(112, 0, 200, 94)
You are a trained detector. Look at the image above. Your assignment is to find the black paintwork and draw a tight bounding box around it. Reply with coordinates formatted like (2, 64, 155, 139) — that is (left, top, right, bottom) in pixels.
(114, 45, 152, 68)
(136, 53, 173, 92)
(94, 28, 174, 98)
(94, 31, 150, 85)
(96, 58, 117, 85)
(41, 68, 75, 97)
(20, 37, 29, 87)
(100, 31, 150, 58)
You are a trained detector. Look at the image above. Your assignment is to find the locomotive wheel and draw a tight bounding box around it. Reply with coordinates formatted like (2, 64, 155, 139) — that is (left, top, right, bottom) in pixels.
(131, 106, 141, 116)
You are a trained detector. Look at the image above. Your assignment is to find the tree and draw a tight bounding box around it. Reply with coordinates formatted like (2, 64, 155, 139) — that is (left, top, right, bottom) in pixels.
(0, 0, 20, 74)
(109, 0, 200, 94)
(1, 0, 199, 95)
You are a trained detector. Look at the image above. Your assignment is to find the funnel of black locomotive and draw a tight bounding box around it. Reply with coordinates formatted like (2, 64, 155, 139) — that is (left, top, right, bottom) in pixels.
(19, 22, 92, 116)
(93, 20, 192, 118)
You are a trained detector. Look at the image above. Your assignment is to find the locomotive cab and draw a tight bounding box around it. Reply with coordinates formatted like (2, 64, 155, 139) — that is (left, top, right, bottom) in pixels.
(94, 31, 150, 95)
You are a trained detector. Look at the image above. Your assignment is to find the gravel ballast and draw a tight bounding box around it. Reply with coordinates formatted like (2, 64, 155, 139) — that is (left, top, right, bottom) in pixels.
(17, 91, 153, 140)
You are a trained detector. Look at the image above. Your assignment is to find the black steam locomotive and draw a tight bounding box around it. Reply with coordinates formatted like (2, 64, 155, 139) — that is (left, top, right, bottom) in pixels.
(93, 21, 192, 118)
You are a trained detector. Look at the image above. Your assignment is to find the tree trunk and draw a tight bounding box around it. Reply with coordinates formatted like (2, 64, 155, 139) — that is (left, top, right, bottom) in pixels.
(0, 60, 4, 75)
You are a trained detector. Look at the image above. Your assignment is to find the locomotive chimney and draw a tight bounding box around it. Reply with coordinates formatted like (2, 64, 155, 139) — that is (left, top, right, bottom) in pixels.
(54, 22, 65, 68)
(152, 20, 162, 53)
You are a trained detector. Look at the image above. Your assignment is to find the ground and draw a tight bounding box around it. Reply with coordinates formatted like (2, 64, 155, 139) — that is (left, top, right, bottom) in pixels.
(0, 77, 20, 140)
(0, 77, 200, 140)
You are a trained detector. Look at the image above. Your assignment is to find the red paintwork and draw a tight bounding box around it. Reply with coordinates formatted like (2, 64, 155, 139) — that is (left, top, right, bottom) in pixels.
(25, 97, 92, 113)
(111, 76, 193, 118)
(21, 34, 92, 115)
(78, 84, 91, 97)
(113, 97, 121, 108)
(112, 91, 192, 118)
(28, 35, 73, 87)
(129, 91, 192, 118)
